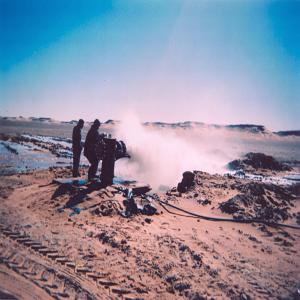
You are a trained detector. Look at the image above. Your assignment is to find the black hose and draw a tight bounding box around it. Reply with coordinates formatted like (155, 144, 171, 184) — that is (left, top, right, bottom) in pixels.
(153, 197, 300, 230)
(158, 201, 199, 218)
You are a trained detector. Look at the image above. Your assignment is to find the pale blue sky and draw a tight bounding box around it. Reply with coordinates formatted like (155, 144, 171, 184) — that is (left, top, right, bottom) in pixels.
(0, 0, 299, 130)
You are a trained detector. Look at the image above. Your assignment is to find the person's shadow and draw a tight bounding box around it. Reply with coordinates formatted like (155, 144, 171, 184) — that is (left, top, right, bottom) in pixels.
(51, 180, 107, 208)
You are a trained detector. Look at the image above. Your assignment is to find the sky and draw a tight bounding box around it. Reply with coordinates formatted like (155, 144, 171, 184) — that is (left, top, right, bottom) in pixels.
(0, 0, 299, 130)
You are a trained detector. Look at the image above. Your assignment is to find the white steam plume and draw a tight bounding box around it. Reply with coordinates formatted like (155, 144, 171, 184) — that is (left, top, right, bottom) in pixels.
(114, 112, 236, 190)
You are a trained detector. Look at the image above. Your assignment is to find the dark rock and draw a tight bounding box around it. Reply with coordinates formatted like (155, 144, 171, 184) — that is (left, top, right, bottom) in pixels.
(177, 171, 195, 193)
(173, 282, 191, 292)
(219, 194, 247, 214)
(86, 231, 94, 237)
(144, 218, 152, 224)
(248, 235, 259, 243)
(296, 212, 300, 225)
(165, 275, 178, 284)
(239, 292, 252, 300)
(202, 199, 211, 206)
(192, 254, 201, 261)
(188, 292, 206, 300)
(141, 204, 157, 216)
(97, 231, 130, 253)
(281, 239, 293, 247)
(91, 200, 121, 217)
(179, 244, 189, 252)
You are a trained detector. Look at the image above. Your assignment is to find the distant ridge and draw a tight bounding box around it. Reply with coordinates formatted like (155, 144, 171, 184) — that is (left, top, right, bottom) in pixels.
(29, 117, 55, 122)
(144, 121, 205, 128)
(144, 121, 268, 133)
(0, 116, 298, 135)
(225, 124, 266, 133)
(104, 119, 121, 125)
(61, 120, 78, 125)
(275, 130, 300, 137)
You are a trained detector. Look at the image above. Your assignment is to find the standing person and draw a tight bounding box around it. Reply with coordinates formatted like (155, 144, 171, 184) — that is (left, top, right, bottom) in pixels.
(72, 119, 84, 177)
(84, 119, 101, 181)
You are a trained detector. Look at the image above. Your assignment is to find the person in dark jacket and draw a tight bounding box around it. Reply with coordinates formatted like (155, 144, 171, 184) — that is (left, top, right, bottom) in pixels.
(84, 119, 101, 181)
(72, 119, 84, 177)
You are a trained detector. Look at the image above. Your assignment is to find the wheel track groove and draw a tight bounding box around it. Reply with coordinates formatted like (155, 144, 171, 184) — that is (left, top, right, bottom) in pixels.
(0, 223, 143, 300)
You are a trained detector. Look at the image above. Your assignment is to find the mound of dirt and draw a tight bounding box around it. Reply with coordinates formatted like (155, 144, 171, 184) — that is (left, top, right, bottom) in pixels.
(227, 152, 292, 172)
(219, 182, 295, 222)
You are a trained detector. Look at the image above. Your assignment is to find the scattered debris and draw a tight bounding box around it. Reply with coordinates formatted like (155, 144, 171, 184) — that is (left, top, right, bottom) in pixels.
(69, 207, 81, 216)
(122, 191, 157, 217)
(91, 200, 122, 217)
(197, 199, 212, 206)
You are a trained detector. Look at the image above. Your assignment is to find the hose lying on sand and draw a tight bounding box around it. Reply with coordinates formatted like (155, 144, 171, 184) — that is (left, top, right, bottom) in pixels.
(149, 195, 300, 230)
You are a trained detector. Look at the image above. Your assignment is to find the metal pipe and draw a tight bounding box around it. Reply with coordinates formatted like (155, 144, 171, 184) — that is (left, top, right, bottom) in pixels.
(100, 138, 116, 186)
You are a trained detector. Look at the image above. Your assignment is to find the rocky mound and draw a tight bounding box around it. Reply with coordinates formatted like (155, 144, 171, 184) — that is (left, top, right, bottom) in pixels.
(227, 152, 292, 172)
(219, 181, 295, 222)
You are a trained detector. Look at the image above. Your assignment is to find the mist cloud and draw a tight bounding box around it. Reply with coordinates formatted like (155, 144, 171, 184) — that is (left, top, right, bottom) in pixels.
(114, 112, 238, 190)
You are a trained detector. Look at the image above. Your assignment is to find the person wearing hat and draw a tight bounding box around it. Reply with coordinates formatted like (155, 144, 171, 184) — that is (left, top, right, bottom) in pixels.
(72, 119, 84, 177)
(84, 119, 101, 180)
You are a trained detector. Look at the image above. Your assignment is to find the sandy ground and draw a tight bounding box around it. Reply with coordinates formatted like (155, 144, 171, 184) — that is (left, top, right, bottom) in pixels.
(0, 167, 299, 300)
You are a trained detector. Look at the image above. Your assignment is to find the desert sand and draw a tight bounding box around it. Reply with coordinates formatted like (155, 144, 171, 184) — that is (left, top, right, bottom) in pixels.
(0, 119, 300, 300)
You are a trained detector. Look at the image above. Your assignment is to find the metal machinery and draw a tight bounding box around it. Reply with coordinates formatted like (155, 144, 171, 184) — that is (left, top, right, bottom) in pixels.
(96, 136, 130, 185)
